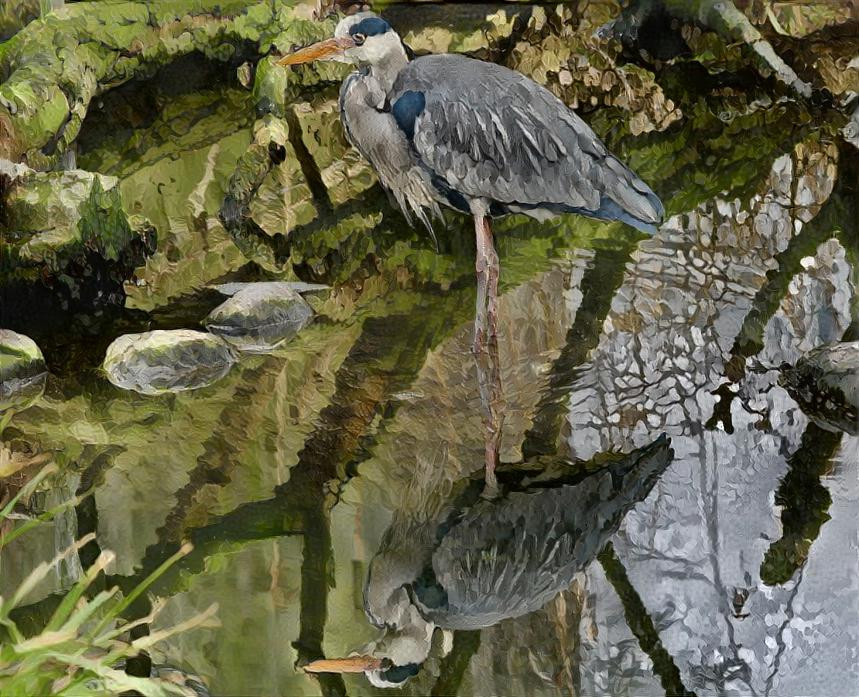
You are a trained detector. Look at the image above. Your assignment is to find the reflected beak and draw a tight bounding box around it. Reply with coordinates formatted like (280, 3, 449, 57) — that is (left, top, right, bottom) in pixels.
(303, 655, 384, 673)
(277, 37, 355, 66)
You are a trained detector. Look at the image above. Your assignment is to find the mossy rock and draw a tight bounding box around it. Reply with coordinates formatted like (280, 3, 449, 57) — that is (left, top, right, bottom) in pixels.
(0, 0, 38, 42)
(4, 168, 155, 271)
(103, 329, 237, 395)
(1, 167, 156, 322)
(507, 4, 681, 136)
(0, 328, 46, 413)
(0, 0, 336, 167)
(292, 97, 376, 207)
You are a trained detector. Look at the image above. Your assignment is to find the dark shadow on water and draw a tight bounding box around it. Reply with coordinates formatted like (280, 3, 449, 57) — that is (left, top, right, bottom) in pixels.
(430, 630, 481, 697)
(759, 422, 842, 586)
(598, 543, 697, 697)
(297, 504, 347, 697)
(522, 242, 637, 458)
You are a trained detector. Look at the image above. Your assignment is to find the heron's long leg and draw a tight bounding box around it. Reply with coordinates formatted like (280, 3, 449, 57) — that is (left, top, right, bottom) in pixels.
(473, 214, 504, 495)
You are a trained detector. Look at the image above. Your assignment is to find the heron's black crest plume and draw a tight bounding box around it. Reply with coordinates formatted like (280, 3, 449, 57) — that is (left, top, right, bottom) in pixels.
(348, 16, 391, 38)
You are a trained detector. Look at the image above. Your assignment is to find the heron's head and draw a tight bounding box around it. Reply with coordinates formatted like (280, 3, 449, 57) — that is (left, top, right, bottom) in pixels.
(278, 12, 403, 69)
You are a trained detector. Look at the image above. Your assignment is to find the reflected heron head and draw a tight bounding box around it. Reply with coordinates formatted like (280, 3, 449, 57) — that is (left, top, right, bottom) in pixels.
(304, 572, 435, 688)
(303, 620, 432, 688)
(278, 13, 402, 68)
(304, 653, 422, 689)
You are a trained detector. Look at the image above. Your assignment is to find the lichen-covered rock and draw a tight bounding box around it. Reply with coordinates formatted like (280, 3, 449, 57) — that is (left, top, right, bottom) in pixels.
(0, 328, 46, 412)
(204, 282, 315, 352)
(757, 2, 854, 38)
(779, 341, 859, 435)
(397, 7, 521, 61)
(781, 33, 859, 99)
(103, 330, 236, 395)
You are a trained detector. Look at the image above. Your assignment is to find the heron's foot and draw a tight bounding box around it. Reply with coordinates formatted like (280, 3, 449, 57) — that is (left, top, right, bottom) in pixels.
(481, 476, 500, 500)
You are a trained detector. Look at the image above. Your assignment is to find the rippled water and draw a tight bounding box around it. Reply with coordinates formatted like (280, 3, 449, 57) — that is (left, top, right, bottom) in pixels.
(2, 35, 858, 697)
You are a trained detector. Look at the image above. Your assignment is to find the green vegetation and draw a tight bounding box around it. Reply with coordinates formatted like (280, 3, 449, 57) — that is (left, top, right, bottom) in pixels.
(2, 168, 155, 286)
(0, 465, 216, 696)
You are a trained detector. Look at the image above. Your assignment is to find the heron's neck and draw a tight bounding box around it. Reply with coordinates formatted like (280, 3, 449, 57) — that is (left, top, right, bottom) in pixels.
(366, 42, 409, 94)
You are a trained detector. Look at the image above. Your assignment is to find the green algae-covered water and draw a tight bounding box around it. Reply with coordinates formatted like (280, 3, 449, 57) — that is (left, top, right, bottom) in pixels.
(2, 4, 858, 696)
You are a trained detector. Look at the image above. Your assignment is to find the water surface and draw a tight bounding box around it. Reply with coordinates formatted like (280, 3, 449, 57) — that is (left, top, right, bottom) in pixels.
(2, 21, 858, 697)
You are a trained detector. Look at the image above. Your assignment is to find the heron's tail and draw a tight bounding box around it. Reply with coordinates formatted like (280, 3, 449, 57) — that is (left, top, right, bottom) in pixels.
(598, 194, 664, 235)
(599, 156, 665, 235)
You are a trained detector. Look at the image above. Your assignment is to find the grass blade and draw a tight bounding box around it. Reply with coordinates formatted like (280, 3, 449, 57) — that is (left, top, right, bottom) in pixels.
(0, 463, 57, 532)
(90, 542, 193, 638)
(2, 533, 95, 616)
(45, 549, 114, 632)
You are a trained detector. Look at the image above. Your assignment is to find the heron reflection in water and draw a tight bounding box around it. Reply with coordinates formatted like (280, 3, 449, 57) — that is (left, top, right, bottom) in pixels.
(302, 436, 673, 687)
(279, 12, 664, 490)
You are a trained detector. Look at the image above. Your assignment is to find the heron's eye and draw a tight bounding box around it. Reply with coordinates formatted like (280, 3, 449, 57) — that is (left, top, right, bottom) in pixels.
(353, 33, 366, 45)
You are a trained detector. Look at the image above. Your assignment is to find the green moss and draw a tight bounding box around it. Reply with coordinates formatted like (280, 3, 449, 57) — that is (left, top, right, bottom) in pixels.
(79, 87, 255, 178)
(0, 0, 38, 42)
(248, 140, 317, 238)
(0, 0, 336, 166)
(292, 97, 376, 207)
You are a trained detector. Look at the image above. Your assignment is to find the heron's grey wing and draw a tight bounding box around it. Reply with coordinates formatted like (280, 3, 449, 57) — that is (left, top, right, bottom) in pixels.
(412, 436, 672, 630)
(390, 55, 663, 229)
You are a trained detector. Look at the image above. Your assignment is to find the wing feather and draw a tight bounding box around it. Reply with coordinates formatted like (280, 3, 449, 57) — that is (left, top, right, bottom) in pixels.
(390, 55, 663, 228)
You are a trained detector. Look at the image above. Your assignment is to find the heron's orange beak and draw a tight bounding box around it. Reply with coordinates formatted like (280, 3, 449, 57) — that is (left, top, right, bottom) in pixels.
(277, 37, 355, 66)
(303, 655, 384, 673)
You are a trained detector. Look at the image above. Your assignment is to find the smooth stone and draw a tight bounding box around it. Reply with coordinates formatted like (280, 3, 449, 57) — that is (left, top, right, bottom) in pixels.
(204, 282, 315, 353)
(0, 329, 47, 412)
(103, 330, 236, 396)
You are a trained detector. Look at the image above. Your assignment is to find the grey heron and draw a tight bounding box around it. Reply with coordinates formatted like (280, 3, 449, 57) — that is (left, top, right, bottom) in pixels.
(279, 12, 664, 489)
(302, 436, 673, 687)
